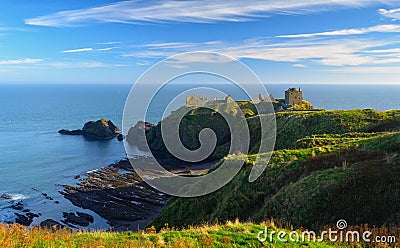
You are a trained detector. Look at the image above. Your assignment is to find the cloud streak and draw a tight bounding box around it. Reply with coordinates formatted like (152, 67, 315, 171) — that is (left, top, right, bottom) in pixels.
(379, 8, 400, 20)
(0, 57, 123, 69)
(97, 47, 118, 51)
(97, 41, 122, 45)
(0, 58, 43, 65)
(277, 24, 400, 38)
(25, 0, 397, 27)
(61, 48, 93, 53)
(126, 36, 400, 67)
(327, 66, 400, 74)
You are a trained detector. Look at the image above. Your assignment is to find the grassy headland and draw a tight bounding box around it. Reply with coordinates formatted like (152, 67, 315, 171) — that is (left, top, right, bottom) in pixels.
(6, 104, 400, 247)
(149, 108, 400, 231)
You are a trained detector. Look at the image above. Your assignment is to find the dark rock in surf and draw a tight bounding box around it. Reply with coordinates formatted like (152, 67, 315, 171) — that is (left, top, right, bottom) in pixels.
(59, 119, 120, 140)
(62, 212, 94, 227)
(82, 119, 120, 140)
(58, 129, 83, 135)
(0, 193, 13, 200)
(39, 219, 66, 229)
(117, 134, 124, 141)
(15, 212, 39, 226)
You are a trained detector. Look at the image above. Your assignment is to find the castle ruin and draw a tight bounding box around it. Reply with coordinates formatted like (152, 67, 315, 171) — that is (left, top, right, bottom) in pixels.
(185, 94, 234, 106)
(186, 93, 273, 106)
(186, 88, 304, 108)
(285, 88, 303, 105)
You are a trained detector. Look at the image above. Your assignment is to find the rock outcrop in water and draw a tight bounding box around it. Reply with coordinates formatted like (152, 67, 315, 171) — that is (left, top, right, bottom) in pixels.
(82, 119, 120, 140)
(58, 129, 83, 135)
(59, 119, 121, 140)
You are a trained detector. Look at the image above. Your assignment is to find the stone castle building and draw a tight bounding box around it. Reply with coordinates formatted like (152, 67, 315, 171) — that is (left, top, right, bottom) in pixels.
(186, 88, 303, 107)
(285, 88, 303, 105)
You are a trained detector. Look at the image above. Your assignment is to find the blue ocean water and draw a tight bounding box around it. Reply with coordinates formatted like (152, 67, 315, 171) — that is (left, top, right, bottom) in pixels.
(0, 83, 399, 228)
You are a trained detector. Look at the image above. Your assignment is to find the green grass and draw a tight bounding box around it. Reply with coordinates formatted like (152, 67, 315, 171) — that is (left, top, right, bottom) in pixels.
(150, 132, 400, 231)
(0, 221, 360, 247)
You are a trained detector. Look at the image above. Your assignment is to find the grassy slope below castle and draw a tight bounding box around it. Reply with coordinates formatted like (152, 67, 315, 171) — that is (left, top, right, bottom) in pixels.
(150, 109, 400, 230)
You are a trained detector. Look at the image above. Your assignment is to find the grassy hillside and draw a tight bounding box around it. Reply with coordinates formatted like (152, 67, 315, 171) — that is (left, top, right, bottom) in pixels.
(146, 106, 400, 163)
(4, 109, 400, 247)
(269, 109, 399, 150)
(4, 221, 397, 247)
(150, 109, 400, 231)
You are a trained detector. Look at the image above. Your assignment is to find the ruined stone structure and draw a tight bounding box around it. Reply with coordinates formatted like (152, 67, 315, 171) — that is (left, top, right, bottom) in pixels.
(285, 88, 303, 105)
(186, 88, 304, 107)
(186, 93, 276, 106)
(186, 94, 234, 106)
(258, 93, 275, 103)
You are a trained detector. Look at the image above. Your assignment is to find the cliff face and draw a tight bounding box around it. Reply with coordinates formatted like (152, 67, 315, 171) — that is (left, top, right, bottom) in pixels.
(149, 109, 400, 230)
(126, 121, 155, 150)
(129, 104, 400, 165)
(127, 102, 261, 165)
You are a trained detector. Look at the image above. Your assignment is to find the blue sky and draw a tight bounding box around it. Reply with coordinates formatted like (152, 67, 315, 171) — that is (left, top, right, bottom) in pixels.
(1, 0, 400, 84)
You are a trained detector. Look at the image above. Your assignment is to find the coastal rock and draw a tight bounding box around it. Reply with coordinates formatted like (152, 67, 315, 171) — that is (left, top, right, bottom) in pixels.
(126, 121, 155, 150)
(11, 201, 24, 211)
(59, 119, 120, 140)
(76, 212, 94, 223)
(60, 158, 168, 230)
(62, 212, 94, 227)
(117, 134, 124, 141)
(82, 119, 120, 140)
(15, 212, 39, 226)
(58, 129, 83, 135)
(0, 193, 13, 200)
(39, 219, 66, 229)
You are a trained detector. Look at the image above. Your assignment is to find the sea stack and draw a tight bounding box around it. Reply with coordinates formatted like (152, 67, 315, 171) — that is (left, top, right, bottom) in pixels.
(82, 119, 120, 140)
(59, 118, 120, 140)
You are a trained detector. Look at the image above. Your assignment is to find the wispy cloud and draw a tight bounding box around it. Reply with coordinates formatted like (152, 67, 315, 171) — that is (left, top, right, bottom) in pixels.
(25, 0, 397, 27)
(293, 64, 308, 68)
(0, 25, 33, 34)
(97, 47, 118, 51)
(97, 41, 122, 45)
(0, 57, 123, 69)
(277, 24, 400, 38)
(136, 60, 152, 66)
(379, 8, 400, 20)
(0, 58, 43, 65)
(61, 47, 93, 53)
(125, 35, 400, 67)
(48, 61, 110, 68)
(327, 66, 400, 74)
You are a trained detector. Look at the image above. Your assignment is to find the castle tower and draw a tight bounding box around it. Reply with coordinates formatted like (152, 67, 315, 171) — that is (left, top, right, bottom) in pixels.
(285, 87, 303, 105)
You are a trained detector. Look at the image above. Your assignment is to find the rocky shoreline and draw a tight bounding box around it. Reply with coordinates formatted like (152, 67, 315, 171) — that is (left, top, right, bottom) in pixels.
(1, 156, 216, 231)
(59, 158, 170, 231)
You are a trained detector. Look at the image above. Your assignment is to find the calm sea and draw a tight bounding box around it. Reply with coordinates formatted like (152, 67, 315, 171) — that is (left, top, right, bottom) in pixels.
(0, 83, 399, 228)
